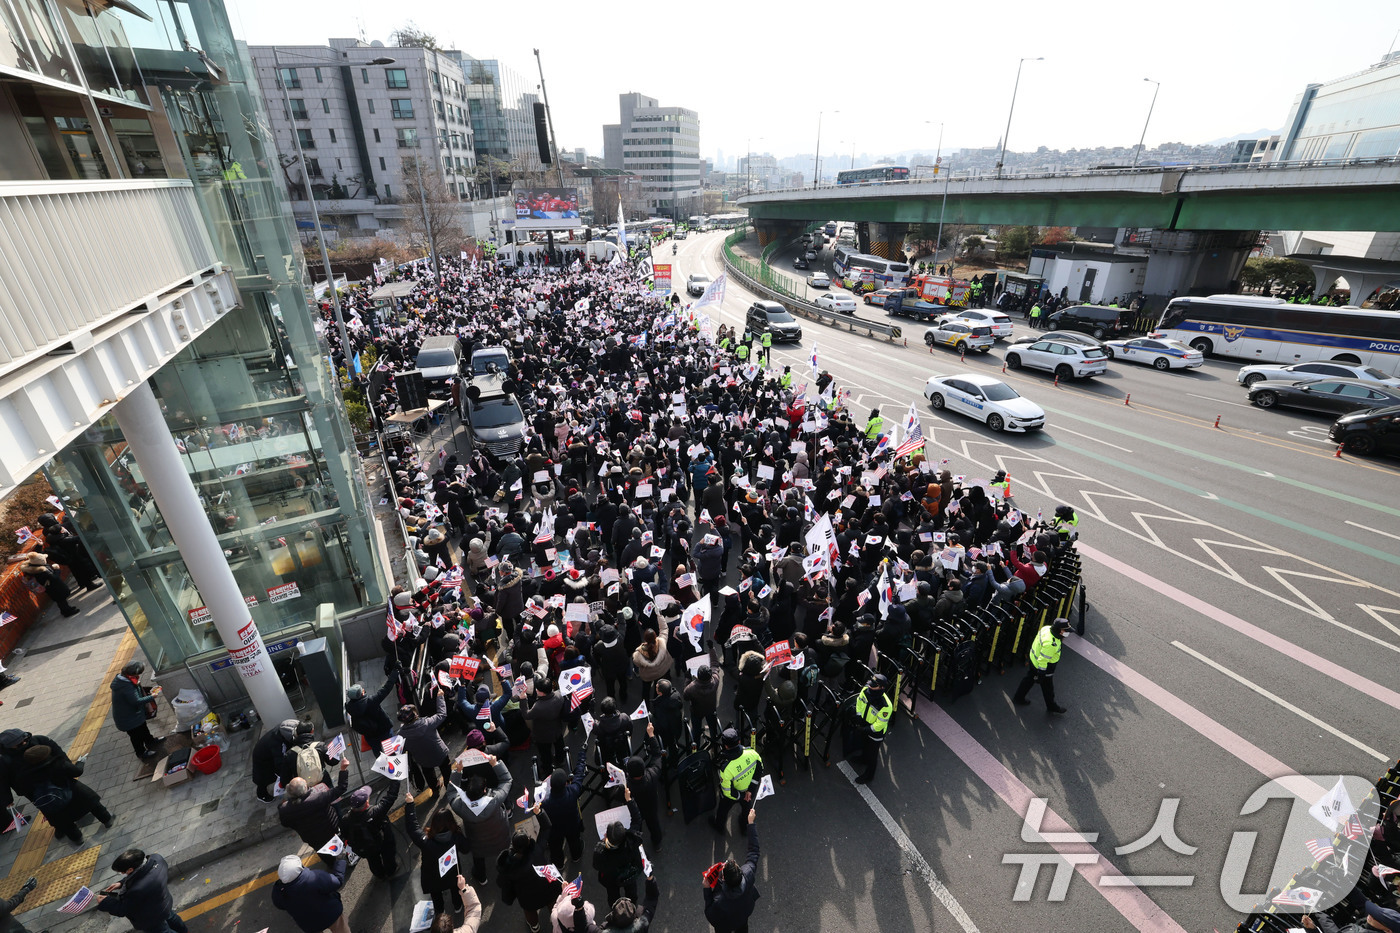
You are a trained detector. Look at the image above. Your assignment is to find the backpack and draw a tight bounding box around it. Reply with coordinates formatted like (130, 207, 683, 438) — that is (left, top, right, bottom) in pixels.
(31, 779, 72, 815)
(294, 744, 326, 784)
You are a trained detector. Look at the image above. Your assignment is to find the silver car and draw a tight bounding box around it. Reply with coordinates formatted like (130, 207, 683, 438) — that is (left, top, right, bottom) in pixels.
(1236, 360, 1400, 388)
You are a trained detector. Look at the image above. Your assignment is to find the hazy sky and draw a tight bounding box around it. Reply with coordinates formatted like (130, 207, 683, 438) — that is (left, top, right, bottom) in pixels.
(226, 0, 1400, 165)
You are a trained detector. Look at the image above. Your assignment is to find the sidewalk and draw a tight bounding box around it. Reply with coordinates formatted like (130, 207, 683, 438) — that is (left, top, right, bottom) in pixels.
(0, 589, 291, 932)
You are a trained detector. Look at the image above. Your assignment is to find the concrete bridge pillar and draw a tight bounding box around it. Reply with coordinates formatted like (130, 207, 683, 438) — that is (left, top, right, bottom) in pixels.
(856, 222, 870, 254)
(754, 220, 782, 249)
(868, 222, 909, 261)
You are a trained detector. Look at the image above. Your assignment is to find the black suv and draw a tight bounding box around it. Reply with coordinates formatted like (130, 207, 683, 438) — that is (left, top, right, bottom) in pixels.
(1330, 404, 1400, 457)
(1045, 304, 1127, 339)
(746, 301, 803, 343)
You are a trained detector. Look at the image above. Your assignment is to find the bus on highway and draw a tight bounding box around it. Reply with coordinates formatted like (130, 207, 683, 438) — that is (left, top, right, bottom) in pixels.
(836, 165, 910, 185)
(833, 244, 911, 291)
(1156, 295, 1400, 374)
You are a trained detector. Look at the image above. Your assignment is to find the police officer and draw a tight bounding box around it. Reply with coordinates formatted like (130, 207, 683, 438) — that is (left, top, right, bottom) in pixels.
(339, 782, 401, 878)
(711, 729, 762, 836)
(864, 408, 885, 442)
(759, 330, 772, 366)
(847, 674, 893, 784)
(735, 339, 750, 362)
(779, 365, 793, 390)
(1014, 618, 1070, 714)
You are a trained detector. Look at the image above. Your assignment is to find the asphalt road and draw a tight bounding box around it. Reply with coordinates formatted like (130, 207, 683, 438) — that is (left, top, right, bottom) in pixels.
(162, 233, 1400, 933)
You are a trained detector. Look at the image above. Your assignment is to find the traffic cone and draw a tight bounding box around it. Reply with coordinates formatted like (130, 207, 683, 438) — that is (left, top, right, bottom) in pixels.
(1053, 374, 1059, 388)
(1334, 443, 1344, 458)
(1124, 394, 1131, 406)
(1214, 415, 1221, 428)
(1002, 362, 1007, 373)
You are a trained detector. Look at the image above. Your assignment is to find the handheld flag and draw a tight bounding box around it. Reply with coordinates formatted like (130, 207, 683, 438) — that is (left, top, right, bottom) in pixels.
(563, 874, 583, 900)
(325, 733, 347, 761)
(438, 845, 459, 877)
(755, 774, 775, 801)
(605, 762, 626, 788)
(371, 752, 408, 781)
(629, 701, 649, 721)
(1271, 886, 1322, 908)
(535, 863, 564, 883)
(809, 344, 819, 381)
(1303, 838, 1334, 862)
(318, 835, 346, 857)
(381, 735, 405, 756)
(4, 806, 27, 832)
(58, 887, 95, 914)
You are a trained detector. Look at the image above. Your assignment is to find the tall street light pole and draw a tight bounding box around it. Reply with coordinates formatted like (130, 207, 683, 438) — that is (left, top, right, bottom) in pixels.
(813, 110, 837, 188)
(1133, 78, 1161, 166)
(272, 48, 393, 373)
(997, 57, 1043, 178)
(532, 49, 564, 186)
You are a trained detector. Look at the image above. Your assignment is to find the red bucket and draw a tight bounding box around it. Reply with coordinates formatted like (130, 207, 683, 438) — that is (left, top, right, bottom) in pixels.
(190, 744, 222, 775)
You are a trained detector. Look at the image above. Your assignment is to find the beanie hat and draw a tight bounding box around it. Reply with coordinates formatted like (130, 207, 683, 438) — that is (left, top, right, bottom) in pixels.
(626, 756, 644, 779)
(277, 855, 304, 883)
(465, 729, 486, 750)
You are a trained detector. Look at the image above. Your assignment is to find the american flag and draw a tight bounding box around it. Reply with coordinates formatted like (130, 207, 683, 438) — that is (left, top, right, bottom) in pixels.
(0, 612, 16, 627)
(1342, 812, 1366, 841)
(1304, 838, 1334, 862)
(59, 887, 95, 914)
(895, 401, 925, 459)
(563, 874, 583, 900)
(569, 684, 593, 710)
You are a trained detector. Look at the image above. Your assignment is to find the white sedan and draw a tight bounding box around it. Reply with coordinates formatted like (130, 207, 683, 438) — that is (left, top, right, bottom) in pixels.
(808, 272, 831, 288)
(1236, 360, 1400, 388)
(923, 373, 1046, 432)
(814, 293, 857, 314)
(1104, 337, 1204, 371)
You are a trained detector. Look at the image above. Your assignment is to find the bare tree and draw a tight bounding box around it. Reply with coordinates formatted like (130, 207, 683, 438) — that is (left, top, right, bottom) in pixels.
(399, 155, 463, 283)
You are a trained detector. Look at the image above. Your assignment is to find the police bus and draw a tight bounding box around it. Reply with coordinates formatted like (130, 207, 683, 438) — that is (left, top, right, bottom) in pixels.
(836, 165, 910, 185)
(1155, 295, 1400, 375)
(833, 244, 911, 291)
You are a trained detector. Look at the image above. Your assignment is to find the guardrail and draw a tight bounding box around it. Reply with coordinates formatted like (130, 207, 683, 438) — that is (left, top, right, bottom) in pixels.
(722, 226, 905, 344)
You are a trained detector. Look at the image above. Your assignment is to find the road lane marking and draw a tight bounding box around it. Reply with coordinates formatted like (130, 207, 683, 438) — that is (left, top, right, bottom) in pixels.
(1186, 392, 1255, 410)
(1170, 641, 1387, 762)
(1078, 543, 1400, 710)
(838, 761, 981, 933)
(1346, 520, 1400, 543)
(914, 698, 1191, 933)
(1050, 424, 1133, 452)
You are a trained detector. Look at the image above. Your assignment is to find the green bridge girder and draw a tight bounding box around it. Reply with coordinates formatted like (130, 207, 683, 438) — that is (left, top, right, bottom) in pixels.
(746, 186, 1400, 232)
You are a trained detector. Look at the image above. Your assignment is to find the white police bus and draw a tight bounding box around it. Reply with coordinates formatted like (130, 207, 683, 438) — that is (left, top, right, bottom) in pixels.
(832, 244, 910, 291)
(1155, 295, 1400, 375)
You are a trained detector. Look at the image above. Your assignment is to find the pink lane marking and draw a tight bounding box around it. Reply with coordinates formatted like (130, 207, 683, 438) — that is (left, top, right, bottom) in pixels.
(916, 697, 1190, 933)
(1078, 543, 1400, 713)
(1067, 638, 1325, 802)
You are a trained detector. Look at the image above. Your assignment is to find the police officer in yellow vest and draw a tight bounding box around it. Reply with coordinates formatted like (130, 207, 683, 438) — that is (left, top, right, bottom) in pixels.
(847, 674, 894, 784)
(1014, 618, 1070, 714)
(712, 729, 763, 835)
(864, 409, 885, 442)
(735, 340, 750, 362)
(760, 331, 772, 366)
(779, 366, 793, 390)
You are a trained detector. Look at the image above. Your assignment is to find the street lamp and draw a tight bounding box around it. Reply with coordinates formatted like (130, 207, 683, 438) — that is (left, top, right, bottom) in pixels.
(814, 111, 838, 188)
(1133, 78, 1161, 167)
(926, 121, 944, 178)
(997, 57, 1043, 177)
(270, 49, 395, 375)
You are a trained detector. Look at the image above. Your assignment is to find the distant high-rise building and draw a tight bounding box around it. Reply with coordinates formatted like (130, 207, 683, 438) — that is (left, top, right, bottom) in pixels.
(461, 57, 546, 186)
(602, 92, 701, 216)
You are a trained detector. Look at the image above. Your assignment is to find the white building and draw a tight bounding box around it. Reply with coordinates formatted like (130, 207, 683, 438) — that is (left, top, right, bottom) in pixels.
(602, 93, 701, 216)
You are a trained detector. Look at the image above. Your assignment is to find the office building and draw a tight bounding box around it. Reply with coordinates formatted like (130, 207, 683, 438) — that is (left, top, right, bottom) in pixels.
(462, 56, 546, 191)
(602, 92, 701, 216)
(246, 38, 491, 238)
(0, 1, 389, 720)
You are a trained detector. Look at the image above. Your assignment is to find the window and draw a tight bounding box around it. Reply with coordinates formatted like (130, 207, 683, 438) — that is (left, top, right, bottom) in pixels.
(430, 70, 440, 90)
(386, 68, 408, 89)
(314, 67, 323, 83)
(373, 128, 381, 143)
(288, 98, 308, 120)
(336, 158, 342, 170)
(436, 100, 445, 120)
(379, 156, 386, 170)
(1336, 385, 1373, 399)
(321, 98, 330, 113)
(277, 67, 299, 90)
(390, 99, 414, 119)
(361, 68, 368, 84)
(384, 184, 391, 197)
(305, 157, 322, 178)
(297, 128, 315, 149)
(396, 128, 417, 148)
(328, 128, 337, 144)
(367, 99, 375, 114)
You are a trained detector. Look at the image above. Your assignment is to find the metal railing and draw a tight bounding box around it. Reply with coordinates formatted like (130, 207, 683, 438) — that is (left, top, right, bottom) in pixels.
(0, 179, 220, 372)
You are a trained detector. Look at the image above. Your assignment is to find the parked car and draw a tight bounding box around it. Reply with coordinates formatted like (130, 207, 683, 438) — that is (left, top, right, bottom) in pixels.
(808, 272, 831, 288)
(746, 300, 803, 342)
(864, 288, 898, 306)
(1044, 304, 1128, 339)
(950, 309, 1014, 339)
(924, 319, 996, 353)
(923, 373, 1046, 433)
(1008, 330, 1111, 356)
(814, 293, 857, 314)
(686, 274, 713, 297)
(1103, 337, 1204, 370)
(1004, 339, 1110, 380)
(1329, 404, 1400, 456)
(1248, 378, 1400, 415)
(1236, 360, 1400, 388)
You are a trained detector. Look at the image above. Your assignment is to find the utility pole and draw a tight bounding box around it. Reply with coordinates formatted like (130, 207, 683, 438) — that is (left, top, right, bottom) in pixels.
(533, 49, 565, 186)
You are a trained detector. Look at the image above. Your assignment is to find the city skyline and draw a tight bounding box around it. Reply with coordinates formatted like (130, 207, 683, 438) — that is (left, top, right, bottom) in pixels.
(226, 0, 1398, 167)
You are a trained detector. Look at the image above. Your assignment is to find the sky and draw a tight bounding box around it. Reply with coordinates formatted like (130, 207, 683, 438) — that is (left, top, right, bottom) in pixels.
(226, 0, 1400, 167)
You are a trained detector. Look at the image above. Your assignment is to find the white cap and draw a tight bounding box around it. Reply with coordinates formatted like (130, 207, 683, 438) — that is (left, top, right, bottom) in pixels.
(278, 855, 304, 883)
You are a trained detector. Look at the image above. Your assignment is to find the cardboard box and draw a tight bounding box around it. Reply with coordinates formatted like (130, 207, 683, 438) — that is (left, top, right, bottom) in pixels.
(153, 747, 192, 787)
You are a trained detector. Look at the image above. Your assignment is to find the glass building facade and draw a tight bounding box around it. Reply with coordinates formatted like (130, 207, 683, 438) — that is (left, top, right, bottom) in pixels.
(1280, 52, 1400, 162)
(2, 0, 386, 677)
(462, 56, 544, 185)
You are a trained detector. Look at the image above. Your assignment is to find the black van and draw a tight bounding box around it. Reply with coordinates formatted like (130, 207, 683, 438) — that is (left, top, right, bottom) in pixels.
(746, 301, 803, 343)
(1045, 304, 1127, 339)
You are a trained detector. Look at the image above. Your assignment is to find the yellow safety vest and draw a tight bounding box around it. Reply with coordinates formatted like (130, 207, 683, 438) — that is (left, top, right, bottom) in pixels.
(864, 416, 885, 440)
(1028, 626, 1062, 671)
(780, 372, 793, 388)
(854, 688, 893, 737)
(761, 333, 772, 348)
(719, 748, 762, 799)
(736, 344, 749, 360)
